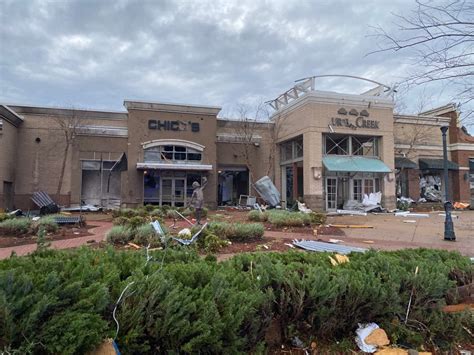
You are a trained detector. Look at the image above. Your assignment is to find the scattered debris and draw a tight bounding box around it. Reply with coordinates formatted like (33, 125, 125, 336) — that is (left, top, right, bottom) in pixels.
(31, 191, 60, 215)
(53, 216, 83, 225)
(61, 204, 102, 212)
(438, 213, 459, 219)
(172, 223, 207, 245)
(86, 239, 95, 244)
(32, 216, 40, 221)
(454, 201, 470, 209)
(128, 242, 141, 249)
(293, 239, 367, 254)
(365, 328, 390, 347)
(442, 304, 473, 313)
(328, 209, 367, 216)
(253, 176, 281, 207)
(329, 254, 350, 266)
(329, 224, 374, 229)
(375, 349, 408, 355)
(405, 266, 419, 324)
(395, 212, 429, 218)
(362, 240, 375, 244)
(291, 336, 305, 348)
(420, 175, 442, 202)
(178, 228, 192, 238)
(284, 243, 295, 248)
(328, 238, 343, 244)
(403, 220, 417, 223)
(297, 200, 312, 214)
(355, 323, 382, 353)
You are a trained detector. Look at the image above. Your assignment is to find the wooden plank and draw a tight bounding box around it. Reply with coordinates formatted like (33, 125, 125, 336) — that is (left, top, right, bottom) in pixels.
(329, 224, 374, 229)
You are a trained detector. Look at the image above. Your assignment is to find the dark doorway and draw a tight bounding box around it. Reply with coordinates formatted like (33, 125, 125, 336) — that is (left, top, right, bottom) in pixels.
(218, 168, 249, 205)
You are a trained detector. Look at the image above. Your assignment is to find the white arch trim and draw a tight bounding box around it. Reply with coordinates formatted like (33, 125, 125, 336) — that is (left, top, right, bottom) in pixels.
(142, 139, 205, 152)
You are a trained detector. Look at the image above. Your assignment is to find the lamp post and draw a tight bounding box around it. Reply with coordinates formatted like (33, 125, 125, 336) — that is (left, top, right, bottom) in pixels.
(440, 126, 456, 241)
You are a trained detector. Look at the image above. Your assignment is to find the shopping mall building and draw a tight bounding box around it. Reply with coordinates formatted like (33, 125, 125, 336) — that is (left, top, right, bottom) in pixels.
(1, 78, 473, 211)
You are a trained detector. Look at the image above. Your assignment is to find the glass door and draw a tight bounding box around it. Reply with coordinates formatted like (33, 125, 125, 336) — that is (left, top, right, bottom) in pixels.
(160, 177, 186, 206)
(173, 178, 186, 207)
(326, 177, 338, 211)
(161, 178, 173, 206)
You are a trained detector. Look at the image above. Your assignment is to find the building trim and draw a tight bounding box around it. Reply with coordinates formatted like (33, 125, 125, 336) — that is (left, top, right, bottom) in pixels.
(6, 104, 127, 120)
(394, 115, 451, 126)
(124, 100, 221, 115)
(137, 162, 213, 171)
(76, 125, 128, 137)
(271, 90, 394, 119)
(142, 139, 205, 151)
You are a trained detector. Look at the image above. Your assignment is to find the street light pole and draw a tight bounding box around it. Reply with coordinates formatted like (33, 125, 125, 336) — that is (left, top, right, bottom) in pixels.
(440, 126, 456, 241)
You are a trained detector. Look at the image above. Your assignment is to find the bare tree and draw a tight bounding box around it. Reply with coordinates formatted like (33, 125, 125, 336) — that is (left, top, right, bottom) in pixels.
(52, 109, 81, 201)
(371, 0, 473, 125)
(231, 102, 271, 183)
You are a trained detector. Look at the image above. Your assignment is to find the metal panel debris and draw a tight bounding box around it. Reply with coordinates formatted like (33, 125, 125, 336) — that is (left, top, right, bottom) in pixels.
(292, 239, 367, 254)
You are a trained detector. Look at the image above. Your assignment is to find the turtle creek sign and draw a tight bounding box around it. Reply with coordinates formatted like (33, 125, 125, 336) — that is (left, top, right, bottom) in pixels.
(330, 107, 379, 130)
(148, 120, 200, 132)
(330, 116, 379, 130)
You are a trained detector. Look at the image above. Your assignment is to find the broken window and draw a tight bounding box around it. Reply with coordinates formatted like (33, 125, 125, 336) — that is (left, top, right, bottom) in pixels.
(325, 135, 349, 155)
(144, 145, 202, 163)
(280, 136, 304, 163)
(352, 136, 378, 156)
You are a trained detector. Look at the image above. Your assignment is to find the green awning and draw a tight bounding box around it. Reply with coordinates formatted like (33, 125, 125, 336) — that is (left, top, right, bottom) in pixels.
(419, 158, 459, 170)
(395, 157, 417, 169)
(323, 156, 391, 173)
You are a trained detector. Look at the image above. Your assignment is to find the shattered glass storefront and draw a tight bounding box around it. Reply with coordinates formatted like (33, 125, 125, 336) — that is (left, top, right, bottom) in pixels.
(322, 134, 390, 211)
(418, 158, 459, 202)
(81, 160, 122, 208)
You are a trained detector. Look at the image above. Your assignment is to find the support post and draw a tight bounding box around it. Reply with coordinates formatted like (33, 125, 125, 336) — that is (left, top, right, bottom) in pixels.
(440, 126, 456, 241)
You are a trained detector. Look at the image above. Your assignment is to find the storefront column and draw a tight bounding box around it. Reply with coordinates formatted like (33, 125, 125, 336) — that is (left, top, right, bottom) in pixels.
(381, 135, 396, 209)
(303, 131, 324, 210)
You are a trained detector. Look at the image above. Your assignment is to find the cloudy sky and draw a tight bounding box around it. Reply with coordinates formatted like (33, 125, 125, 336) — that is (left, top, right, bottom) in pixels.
(0, 0, 464, 119)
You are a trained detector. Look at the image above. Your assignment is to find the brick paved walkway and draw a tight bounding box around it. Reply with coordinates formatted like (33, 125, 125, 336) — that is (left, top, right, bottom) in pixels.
(0, 221, 113, 260)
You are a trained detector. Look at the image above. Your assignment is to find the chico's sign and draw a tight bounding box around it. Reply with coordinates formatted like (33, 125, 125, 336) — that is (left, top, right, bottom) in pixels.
(148, 120, 200, 132)
(330, 107, 380, 130)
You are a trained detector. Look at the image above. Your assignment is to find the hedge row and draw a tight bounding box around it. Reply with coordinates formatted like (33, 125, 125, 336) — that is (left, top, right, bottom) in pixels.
(0, 248, 472, 354)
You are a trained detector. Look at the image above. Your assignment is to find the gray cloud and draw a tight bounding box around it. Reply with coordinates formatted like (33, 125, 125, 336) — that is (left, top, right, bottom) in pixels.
(0, 0, 465, 122)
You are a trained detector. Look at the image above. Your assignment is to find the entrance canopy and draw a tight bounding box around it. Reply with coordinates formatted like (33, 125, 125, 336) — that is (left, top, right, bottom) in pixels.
(323, 156, 391, 173)
(418, 158, 459, 170)
(137, 162, 213, 171)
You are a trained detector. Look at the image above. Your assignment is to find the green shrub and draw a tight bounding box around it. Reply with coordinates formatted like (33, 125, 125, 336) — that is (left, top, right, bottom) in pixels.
(35, 216, 59, 233)
(113, 216, 147, 230)
(149, 209, 164, 219)
(0, 218, 31, 236)
(267, 210, 311, 227)
(208, 221, 264, 241)
(113, 216, 131, 226)
(106, 226, 133, 244)
(197, 232, 229, 253)
(309, 212, 326, 225)
(132, 224, 162, 247)
(0, 248, 471, 353)
(0, 213, 13, 223)
(248, 210, 268, 222)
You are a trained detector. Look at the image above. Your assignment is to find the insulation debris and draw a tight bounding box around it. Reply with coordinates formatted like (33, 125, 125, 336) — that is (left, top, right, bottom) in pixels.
(329, 224, 374, 229)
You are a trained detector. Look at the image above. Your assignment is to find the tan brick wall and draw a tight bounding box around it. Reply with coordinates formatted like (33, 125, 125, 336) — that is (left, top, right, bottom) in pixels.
(125, 109, 218, 208)
(0, 120, 19, 209)
(273, 95, 396, 209)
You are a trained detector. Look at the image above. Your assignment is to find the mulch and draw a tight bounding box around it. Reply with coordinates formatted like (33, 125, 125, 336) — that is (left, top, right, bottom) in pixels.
(0, 225, 95, 248)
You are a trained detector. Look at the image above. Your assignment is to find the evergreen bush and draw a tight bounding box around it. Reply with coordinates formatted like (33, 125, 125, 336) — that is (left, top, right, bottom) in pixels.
(132, 224, 162, 247)
(35, 216, 59, 233)
(0, 248, 471, 353)
(0, 213, 13, 223)
(106, 226, 133, 245)
(266, 210, 311, 227)
(207, 221, 264, 241)
(248, 210, 268, 222)
(0, 218, 31, 236)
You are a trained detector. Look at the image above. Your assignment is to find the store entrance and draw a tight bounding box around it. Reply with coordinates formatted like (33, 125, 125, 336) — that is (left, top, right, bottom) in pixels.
(144, 171, 202, 207)
(161, 177, 186, 207)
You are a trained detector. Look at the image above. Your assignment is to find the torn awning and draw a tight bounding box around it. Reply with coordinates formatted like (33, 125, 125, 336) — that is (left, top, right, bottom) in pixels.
(136, 162, 213, 171)
(395, 157, 417, 169)
(323, 156, 391, 173)
(419, 158, 459, 170)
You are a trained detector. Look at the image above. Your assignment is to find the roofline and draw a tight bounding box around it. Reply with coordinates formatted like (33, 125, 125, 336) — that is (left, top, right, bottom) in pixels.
(270, 89, 394, 119)
(419, 103, 457, 117)
(124, 99, 222, 115)
(5, 104, 128, 120)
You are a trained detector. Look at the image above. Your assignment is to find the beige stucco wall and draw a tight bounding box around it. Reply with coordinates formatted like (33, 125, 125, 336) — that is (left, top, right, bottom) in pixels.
(273, 92, 396, 210)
